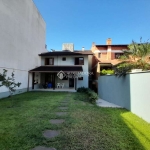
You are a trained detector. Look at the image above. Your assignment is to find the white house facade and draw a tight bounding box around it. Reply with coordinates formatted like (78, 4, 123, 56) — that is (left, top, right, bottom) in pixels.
(29, 44, 93, 91)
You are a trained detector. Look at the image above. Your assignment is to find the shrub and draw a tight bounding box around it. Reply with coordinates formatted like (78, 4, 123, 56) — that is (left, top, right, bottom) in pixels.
(77, 87, 98, 103)
(101, 69, 107, 75)
(88, 90, 98, 103)
(77, 86, 90, 93)
(101, 69, 114, 75)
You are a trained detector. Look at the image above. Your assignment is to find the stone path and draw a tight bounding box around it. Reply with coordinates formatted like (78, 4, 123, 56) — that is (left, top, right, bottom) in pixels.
(50, 119, 65, 124)
(32, 96, 69, 150)
(58, 106, 68, 110)
(96, 98, 122, 108)
(43, 130, 60, 139)
(56, 112, 67, 116)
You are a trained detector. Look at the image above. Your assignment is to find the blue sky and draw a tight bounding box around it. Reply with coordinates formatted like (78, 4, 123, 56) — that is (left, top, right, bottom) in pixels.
(33, 0, 150, 51)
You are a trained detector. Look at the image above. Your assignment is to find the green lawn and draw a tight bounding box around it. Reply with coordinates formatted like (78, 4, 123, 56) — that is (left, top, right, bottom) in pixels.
(0, 92, 150, 150)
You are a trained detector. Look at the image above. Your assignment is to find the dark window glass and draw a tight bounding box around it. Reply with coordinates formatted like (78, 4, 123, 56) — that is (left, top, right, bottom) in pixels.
(45, 58, 54, 65)
(75, 57, 84, 65)
(78, 77, 83, 80)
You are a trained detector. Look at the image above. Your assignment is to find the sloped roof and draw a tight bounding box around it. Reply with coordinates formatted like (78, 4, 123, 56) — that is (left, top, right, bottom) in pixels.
(39, 50, 93, 56)
(29, 66, 83, 72)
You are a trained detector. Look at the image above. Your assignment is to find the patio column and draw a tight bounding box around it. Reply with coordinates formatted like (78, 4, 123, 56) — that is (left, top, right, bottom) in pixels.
(75, 78, 77, 90)
(32, 72, 35, 89)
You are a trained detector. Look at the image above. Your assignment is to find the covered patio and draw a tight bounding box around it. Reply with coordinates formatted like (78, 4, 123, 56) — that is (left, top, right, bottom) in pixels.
(29, 66, 83, 91)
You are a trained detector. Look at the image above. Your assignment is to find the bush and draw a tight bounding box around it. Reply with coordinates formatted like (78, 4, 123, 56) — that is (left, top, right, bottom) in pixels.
(88, 90, 98, 103)
(101, 69, 114, 75)
(77, 87, 98, 103)
(77, 87, 90, 93)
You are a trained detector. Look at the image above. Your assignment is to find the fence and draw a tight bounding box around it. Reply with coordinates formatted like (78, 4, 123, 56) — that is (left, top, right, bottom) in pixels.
(98, 72, 150, 123)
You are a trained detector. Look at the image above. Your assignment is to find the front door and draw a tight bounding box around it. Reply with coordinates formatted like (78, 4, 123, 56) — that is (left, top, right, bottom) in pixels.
(45, 73, 55, 89)
(69, 78, 74, 88)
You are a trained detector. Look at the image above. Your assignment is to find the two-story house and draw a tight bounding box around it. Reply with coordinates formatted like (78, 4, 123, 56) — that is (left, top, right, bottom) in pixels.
(91, 38, 128, 92)
(29, 44, 93, 91)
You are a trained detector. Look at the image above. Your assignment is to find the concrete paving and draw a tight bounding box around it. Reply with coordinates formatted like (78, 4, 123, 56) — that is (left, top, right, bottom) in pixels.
(96, 98, 123, 108)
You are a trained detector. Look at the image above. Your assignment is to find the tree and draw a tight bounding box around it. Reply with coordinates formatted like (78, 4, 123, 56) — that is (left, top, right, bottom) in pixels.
(0, 69, 21, 97)
(115, 38, 150, 76)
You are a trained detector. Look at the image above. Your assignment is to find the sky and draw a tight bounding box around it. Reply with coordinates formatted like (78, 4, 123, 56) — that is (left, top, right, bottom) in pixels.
(33, 0, 150, 51)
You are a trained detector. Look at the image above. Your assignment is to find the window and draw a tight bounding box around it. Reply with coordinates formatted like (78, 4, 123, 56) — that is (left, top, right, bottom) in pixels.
(115, 53, 123, 59)
(62, 57, 66, 61)
(45, 58, 54, 65)
(98, 53, 101, 58)
(75, 57, 84, 65)
(78, 77, 83, 80)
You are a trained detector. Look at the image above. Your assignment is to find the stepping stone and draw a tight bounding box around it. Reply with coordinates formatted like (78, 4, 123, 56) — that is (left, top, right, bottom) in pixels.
(58, 107, 68, 110)
(50, 119, 65, 124)
(56, 112, 67, 116)
(32, 146, 56, 150)
(60, 103, 69, 105)
(62, 100, 68, 102)
(43, 130, 60, 139)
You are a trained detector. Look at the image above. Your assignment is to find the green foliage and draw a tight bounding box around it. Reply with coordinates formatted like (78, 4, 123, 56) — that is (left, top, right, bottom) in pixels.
(0, 69, 21, 96)
(115, 64, 132, 77)
(115, 38, 150, 77)
(88, 90, 98, 103)
(77, 87, 98, 103)
(77, 86, 90, 93)
(101, 69, 114, 75)
(0, 92, 150, 150)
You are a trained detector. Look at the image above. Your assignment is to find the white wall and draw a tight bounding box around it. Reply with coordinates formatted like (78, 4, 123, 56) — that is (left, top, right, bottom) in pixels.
(98, 72, 150, 123)
(0, 0, 46, 98)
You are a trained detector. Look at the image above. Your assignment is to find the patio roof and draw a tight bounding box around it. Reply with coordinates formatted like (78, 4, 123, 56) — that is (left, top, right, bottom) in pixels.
(39, 50, 93, 56)
(29, 66, 83, 72)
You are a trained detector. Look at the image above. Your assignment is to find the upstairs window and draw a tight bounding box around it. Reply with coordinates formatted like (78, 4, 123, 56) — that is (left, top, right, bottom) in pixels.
(45, 58, 54, 65)
(78, 77, 83, 80)
(62, 57, 66, 61)
(115, 53, 123, 59)
(75, 57, 84, 65)
(98, 53, 101, 58)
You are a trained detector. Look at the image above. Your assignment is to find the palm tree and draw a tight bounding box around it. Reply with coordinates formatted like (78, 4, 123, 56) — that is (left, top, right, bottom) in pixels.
(119, 38, 150, 70)
(115, 38, 150, 76)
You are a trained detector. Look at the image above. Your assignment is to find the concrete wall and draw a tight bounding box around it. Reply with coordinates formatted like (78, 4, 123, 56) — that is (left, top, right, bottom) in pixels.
(98, 72, 150, 123)
(0, 0, 46, 98)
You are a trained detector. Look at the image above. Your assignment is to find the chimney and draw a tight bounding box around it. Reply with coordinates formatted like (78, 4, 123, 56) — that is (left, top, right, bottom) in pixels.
(106, 38, 112, 60)
(92, 42, 95, 47)
(82, 47, 85, 51)
(106, 38, 112, 45)
(62, 43, 74, 52)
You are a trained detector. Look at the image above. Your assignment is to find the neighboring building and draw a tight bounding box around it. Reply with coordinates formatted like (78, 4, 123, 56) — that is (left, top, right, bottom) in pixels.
(0, 0, 47, 98)
(91, 38, 128, 92)
(29, 44, 93, 91)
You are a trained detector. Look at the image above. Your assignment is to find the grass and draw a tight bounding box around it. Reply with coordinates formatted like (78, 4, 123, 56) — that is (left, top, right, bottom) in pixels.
(0, 91, 150, 150)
